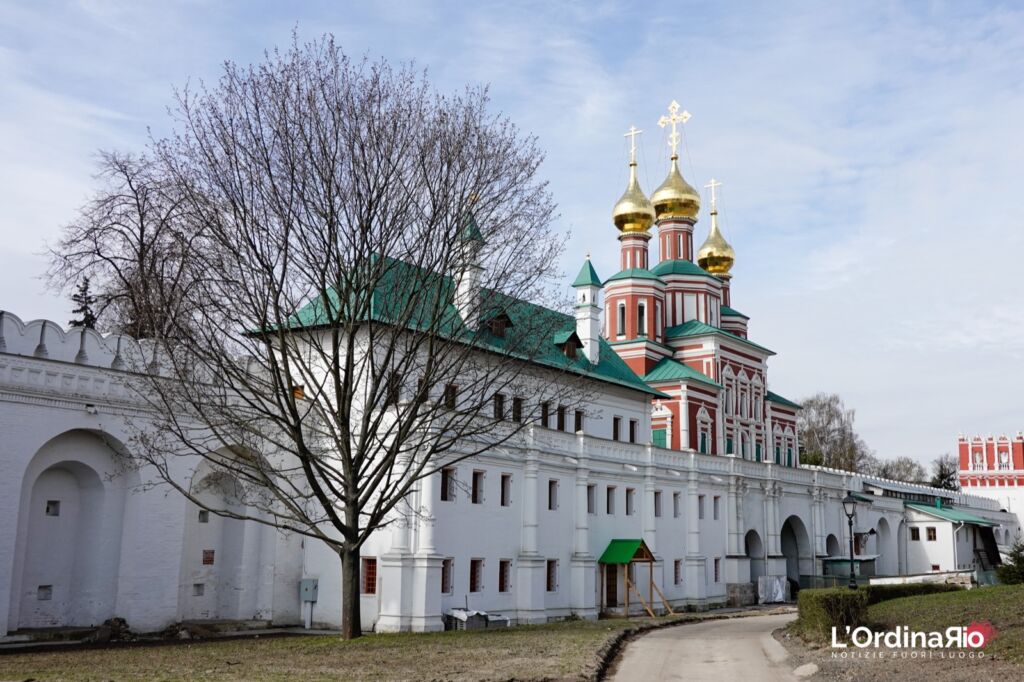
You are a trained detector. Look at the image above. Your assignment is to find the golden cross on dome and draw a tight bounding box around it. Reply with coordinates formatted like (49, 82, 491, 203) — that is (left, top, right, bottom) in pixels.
(623, 125, 643, 165)
(658, 100, 691, 157)
(705, 178, 722, 210)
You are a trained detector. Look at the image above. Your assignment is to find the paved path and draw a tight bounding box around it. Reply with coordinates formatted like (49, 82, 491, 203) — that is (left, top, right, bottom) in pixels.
(611, 612, 801, 682)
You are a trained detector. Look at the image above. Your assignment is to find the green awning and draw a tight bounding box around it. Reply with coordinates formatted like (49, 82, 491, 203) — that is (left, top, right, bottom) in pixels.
(850, 492, 875, 503)
(905, 503, 998, 527)
(598, 539, 654, 564)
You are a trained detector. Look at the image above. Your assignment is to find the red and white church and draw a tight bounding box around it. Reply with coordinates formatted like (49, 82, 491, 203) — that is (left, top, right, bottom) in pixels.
(581, 111, 800, 465)
(958, 434, 1024, 535)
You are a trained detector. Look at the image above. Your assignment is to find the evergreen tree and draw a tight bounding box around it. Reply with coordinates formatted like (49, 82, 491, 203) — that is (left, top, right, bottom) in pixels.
(69, 277, 99, 329)
(996, 538, 1024, 584)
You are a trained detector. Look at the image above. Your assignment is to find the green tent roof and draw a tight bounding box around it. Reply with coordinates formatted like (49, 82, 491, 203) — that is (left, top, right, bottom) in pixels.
(650, 259, 716, 279)
(643, 357, 720, 388)
(664, 319, 775, 355)
(766, 391, 802, 410)
(905, 503, 998, 527)
(604, 267, 663, 284)
(598, 539, 653, 564)
(572, 259, 602, 288)
(460, 212, 484, 243)
(720, 305, 749, 319)
(284, 256, 664, 397)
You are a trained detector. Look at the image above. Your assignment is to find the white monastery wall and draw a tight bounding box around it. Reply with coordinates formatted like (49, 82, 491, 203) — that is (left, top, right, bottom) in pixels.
(1, 312, 1019, 635)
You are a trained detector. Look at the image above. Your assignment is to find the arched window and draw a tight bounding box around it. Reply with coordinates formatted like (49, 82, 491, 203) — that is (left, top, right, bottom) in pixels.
(637, 301, 647, 337)
(616, 302, 626, 338)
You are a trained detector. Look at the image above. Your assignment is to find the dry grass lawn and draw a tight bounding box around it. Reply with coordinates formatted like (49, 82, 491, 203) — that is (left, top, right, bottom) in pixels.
(0, 614, 697, 682)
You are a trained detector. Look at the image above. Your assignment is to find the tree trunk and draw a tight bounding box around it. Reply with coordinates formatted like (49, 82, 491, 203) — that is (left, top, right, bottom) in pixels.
(340, 545, 362, 639)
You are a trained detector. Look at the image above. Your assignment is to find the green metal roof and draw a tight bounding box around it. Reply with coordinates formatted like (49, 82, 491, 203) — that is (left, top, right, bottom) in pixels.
(650, 259, 716, 279)
(572, 259, 602, 288)
(552, 330, 580, 345)
(598, 539, 651, 564)
(720, 305, 749, 319)
(850, 492, 875, 503)
(460, 212, 484, 243)
(664, 319, 775, 355)
(604, 267, 663, 284)
(905, 503, 998, 527)
(766, 391, 802, 410)
(285, 256, 664, 397)
(643, 357, 720, 388)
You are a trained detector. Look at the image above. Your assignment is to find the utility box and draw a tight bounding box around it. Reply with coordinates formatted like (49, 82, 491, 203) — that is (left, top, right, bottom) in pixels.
(299, 578, 319, 603)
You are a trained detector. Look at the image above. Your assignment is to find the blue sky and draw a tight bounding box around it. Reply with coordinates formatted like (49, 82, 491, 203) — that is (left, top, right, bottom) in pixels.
(3, 1, 1024, 464)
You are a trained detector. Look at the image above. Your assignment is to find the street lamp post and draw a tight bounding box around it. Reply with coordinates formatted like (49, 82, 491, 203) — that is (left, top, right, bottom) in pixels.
(842, 493, 858, 590)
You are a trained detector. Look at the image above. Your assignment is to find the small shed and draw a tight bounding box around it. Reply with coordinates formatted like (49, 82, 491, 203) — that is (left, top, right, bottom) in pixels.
(597, 539, 674, 617)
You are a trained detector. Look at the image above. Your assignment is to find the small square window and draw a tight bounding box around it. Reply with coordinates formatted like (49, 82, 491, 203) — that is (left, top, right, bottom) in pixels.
(910, 527, 920, 541)
(203, 549, 215, 565)
(198, 510, 210, 523)
(193, 583, 205, 597)
(926, 527, 937, 542)
(37, 585, 53, 601)
(931, 564, 940, 572)
(45, 500, 60, 517)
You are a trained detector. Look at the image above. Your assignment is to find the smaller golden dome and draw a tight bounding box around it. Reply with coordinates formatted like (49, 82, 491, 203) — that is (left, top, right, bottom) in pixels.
(697, 209, 735, 276)
(612, 162, 655, 234)
(651, 155, 700, 220)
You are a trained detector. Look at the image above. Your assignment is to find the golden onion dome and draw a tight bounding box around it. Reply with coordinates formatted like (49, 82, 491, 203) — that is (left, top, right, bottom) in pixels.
(612, 162, 656, 234)
(697, 209, 735, 276)
(651, 155, 700, 220)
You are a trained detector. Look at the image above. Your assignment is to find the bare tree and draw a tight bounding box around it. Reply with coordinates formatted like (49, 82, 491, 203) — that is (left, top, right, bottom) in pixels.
(873, 456, 927, 484)
(929, 453, 960, 490)
(797, 393, 875, 473)
(46, 151, 194, 337)
(118, 36, 597, 639)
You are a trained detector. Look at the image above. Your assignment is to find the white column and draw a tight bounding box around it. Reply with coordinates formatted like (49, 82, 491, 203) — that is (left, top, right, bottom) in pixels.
(570, 434, 597, 618)
(516, 433, 546, 623)
(409, 468, 443, 632)
(684, 453, 706, 602)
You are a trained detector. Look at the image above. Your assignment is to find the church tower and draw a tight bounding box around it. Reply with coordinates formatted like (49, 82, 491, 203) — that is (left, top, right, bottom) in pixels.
(604, 126, 666, 375)
(651, 101, 701, 263)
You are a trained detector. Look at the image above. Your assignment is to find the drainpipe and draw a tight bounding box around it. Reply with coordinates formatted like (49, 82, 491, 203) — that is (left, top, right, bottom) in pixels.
(952, 521, 964, 571)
